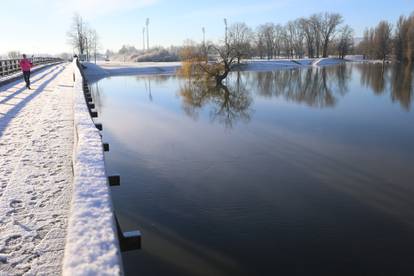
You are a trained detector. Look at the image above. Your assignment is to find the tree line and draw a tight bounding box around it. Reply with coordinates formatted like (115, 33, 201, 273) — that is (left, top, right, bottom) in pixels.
(219, 12, 352, 61)
(67, 11, 414, 65)
(192, 11, 414, 63)
(180, 12, 353, 85)
(358, 13, 414, 62)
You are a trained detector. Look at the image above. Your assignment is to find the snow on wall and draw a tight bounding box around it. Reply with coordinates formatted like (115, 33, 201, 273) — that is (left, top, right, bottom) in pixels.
(62, 59, 123, 275)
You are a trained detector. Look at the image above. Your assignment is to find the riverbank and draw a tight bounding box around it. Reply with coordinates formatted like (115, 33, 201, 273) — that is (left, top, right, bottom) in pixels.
(83, 58, 348, 82)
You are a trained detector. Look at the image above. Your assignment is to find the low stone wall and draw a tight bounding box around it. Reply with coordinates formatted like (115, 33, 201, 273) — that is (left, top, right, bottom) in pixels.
(61, 59, 123, 275)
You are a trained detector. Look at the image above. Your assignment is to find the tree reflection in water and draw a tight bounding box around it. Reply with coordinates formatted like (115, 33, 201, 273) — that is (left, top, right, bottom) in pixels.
(179, 72, 253, 128)
(178, 66, 354, 127)
(391, 64, 413, 110)
(356, 63, 413, 110)
(247, 64, 352, 108)
(167, 62, 412, 128)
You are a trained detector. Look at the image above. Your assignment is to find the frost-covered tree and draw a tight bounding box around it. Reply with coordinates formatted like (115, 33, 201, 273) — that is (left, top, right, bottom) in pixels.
(67, 13, 86, 56)
(67, 13, 99, 61)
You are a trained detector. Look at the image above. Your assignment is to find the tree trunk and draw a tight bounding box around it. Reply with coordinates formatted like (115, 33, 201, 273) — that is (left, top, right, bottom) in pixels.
(216, 63, 231, 85)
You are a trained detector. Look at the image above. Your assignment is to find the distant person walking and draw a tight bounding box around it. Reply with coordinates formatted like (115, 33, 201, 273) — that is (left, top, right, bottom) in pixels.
(19, 54, 33, 89)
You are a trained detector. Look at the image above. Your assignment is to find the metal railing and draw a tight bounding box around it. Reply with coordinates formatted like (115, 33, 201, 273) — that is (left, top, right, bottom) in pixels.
(0, 57, 62, 77)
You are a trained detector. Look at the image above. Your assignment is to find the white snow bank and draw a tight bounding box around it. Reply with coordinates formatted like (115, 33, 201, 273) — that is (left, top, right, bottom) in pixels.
(344, 55, 365, 61)
(83, 58, 347, 81)
(84, 61, 180, 82)
(242, 58, 344, 70)
(312, 58, 345, 66)
(62, 59, 122, 275)
(242, 60, 303, 71)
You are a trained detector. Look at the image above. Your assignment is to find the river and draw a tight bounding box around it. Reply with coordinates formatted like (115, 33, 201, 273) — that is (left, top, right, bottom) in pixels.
(90, 63, 414, 276)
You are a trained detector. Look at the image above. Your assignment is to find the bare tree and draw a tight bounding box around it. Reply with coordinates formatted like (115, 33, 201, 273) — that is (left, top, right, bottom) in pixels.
(88, 29, 100, 63)
(299, 18, 315, 58)
(180, 40, 238, 85)
(286, 20, 305, 58)
(257, 23, 276, 59)
(67, 13, 86, 56)
(358, 28, 374, 59)
(254, 29, 266, 59)
(309, 14, 323, 57)
(319, 13, 343, 57)
(374, 21, 392, 62)
(273, 24, 284, 58)
(394, 14, 414, 62)
(208, 43, 238, 84)
(228, 22, 254, 63)
(336, 25, 354, 59)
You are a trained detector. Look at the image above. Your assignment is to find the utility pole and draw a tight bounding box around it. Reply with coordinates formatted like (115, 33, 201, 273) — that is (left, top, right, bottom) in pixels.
(146, 18, 150, 51)
(142, 27, 146, 51)
(85, 36, 89, 61)
(202, 27, 206, 46)
(224, 18, 228, 46)
(202, 27, 207, 62)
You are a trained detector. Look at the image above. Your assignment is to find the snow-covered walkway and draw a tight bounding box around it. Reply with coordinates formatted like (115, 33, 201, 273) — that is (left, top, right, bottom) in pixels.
(0, 64, 73, 275)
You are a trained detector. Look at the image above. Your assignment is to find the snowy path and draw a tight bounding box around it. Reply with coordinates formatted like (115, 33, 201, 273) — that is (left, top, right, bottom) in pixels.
(0, 64, 73, 275)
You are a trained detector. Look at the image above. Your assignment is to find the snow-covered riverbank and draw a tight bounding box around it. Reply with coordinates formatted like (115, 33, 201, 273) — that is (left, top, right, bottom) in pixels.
(84, 58, 348, 82)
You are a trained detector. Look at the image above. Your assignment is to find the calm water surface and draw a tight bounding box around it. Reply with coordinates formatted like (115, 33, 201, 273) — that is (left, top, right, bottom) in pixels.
(90, 63, 414, 276)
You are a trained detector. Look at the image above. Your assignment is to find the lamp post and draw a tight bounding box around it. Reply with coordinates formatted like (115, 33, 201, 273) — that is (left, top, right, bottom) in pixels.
(146, 18, 150, 50)
(202, 27, 205, 46)
(224, 18, 228, 45)
(142, 27, 146, 51)
(202, 27, 207, 62)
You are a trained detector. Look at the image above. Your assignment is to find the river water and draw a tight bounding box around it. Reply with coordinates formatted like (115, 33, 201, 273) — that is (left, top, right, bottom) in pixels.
(90, 63, 414, 276)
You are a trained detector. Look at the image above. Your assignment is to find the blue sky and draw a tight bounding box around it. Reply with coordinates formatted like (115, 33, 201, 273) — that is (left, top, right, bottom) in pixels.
(1, 0, 414, 55)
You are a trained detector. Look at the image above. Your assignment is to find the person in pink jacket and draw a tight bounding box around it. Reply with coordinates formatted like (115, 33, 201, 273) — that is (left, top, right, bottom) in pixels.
(19, 54, 33, 89)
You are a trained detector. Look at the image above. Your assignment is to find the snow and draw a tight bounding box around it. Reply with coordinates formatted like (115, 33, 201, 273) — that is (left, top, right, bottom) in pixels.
(61, 59, 122, 275)
(311, 58, 345, 66)
(344, 55, 365, 61)
(0, 64, 74, 275)
(84, 58, 346, 81)
(0, 59, 122, 275)
(242, 59, 307, 71)
(84, 61, 180, 82)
